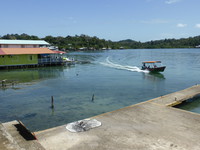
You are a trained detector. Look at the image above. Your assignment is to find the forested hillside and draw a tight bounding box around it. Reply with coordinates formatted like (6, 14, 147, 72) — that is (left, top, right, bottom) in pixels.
(1, 33, 200, 50)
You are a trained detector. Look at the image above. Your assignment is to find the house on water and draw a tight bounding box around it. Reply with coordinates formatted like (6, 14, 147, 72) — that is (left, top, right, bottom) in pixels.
(0, 39, 66, 69)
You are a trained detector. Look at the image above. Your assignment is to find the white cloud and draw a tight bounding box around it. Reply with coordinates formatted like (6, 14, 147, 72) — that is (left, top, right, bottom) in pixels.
(165, 0, 182, 4)
(177, 23, 187, 28)
(195, 24, 200, 28)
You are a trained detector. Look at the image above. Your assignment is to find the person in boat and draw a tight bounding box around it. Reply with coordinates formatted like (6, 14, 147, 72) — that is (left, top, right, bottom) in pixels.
(142, 63, 147, 69)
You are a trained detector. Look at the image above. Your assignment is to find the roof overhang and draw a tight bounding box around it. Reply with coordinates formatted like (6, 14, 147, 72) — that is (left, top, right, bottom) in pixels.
(142, 61, 161, 64)
(53, 50, 66, 54)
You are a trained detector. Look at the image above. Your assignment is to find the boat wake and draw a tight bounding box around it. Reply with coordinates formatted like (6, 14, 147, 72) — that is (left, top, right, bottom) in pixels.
(100, 57, 149, 73)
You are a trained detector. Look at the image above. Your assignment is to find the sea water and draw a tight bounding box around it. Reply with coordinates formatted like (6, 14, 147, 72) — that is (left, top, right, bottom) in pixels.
(0, 49, 200, 131)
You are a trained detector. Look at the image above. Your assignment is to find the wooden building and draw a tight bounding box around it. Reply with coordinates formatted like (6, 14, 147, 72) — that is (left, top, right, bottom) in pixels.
(0, 40, 65, 68)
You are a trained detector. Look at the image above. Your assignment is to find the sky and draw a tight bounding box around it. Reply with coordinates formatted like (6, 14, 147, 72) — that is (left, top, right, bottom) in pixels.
(1, 0, 200, 42)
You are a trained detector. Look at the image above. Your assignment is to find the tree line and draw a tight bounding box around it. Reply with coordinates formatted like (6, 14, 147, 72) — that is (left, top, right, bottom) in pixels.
(1, 33, 200, 50)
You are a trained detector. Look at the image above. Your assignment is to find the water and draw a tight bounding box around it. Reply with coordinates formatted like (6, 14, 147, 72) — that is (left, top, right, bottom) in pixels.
(0, 49, 200, 131)
(174, 95, 200, 113)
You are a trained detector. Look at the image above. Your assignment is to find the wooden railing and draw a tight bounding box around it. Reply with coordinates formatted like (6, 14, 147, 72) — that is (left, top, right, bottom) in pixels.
(38, 58, 65, 65)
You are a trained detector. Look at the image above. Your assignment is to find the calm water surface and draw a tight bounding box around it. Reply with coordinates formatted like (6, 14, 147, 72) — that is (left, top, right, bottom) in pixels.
(0, 49, 200, 131)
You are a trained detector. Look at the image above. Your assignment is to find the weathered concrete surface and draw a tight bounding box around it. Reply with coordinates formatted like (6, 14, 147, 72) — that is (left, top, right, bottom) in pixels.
(0, 123, 21, 150)
(35, 85, 200, 150)
(0, 120, 45, 150)
(152, 84, 200, 106)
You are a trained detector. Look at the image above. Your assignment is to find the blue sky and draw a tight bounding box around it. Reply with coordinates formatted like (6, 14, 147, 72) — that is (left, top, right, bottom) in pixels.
(1, 0, 200, 42)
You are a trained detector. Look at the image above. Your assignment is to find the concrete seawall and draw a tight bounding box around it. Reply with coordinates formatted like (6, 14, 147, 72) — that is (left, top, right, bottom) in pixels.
(1, 85, 200, 150)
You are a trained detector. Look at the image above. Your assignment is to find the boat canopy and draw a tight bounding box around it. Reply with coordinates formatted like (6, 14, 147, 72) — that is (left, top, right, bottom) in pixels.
(142, 61, 161, 64)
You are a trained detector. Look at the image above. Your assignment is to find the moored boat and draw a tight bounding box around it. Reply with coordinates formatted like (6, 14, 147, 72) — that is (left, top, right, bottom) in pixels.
(62, 57, 75, 65)
(141, 61, 166, 72)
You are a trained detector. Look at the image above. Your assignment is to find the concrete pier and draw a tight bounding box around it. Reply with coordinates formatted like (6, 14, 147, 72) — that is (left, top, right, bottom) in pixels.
(1, 85, 200, 150)
(0, 120, 45, 150)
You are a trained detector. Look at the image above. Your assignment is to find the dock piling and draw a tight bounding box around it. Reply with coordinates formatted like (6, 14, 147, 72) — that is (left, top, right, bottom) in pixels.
(91, 94, 95, 102)
(51, 96, 54, 109)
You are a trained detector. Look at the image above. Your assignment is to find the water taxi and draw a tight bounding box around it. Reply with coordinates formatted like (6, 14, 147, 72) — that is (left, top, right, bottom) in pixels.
(141, 61, 166, 72)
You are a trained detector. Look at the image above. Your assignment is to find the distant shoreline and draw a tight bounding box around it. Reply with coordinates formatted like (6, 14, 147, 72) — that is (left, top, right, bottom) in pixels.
(1, 33, 200, 51)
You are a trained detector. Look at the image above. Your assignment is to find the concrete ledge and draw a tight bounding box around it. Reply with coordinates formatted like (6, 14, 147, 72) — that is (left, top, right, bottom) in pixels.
(143, 84, 200, 106)
(1, 120, 45, 150)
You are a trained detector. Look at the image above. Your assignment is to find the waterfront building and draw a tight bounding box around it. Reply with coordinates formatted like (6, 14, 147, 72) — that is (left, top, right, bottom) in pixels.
(0, 39, 65, 68)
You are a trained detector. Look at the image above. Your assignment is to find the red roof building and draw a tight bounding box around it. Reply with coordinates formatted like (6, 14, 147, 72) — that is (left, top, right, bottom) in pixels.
(0, 40, 66, 68)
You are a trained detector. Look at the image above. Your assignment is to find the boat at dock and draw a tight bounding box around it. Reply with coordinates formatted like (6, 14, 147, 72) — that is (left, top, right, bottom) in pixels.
(62, 57, 91, 65)
(62, 57, 75, 65)
(141, 61, 166, 72)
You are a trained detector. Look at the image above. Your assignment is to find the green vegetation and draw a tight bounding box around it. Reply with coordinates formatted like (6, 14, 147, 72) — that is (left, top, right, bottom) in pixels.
(1, 33, 200, 50)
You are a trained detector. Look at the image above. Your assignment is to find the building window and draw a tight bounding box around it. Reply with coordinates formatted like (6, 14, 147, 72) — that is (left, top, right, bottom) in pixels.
(21, 45, 25, 48)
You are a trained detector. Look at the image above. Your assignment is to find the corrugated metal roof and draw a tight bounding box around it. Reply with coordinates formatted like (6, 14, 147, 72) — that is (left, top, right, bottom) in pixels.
(0, 39, 50, 45)
(0, 48, 56, 55)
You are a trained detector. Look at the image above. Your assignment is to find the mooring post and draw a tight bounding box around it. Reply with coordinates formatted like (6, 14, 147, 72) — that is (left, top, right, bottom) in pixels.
(91, 94, 95, 102)
(51, 96, 54, 109)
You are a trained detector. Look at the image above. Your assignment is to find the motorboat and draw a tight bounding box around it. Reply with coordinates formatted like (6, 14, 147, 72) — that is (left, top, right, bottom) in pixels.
(63, 57, 75, 65)
(141, 61, 166, 72)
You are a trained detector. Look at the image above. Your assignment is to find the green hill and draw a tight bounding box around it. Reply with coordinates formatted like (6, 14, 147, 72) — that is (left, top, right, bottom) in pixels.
(1, 33, 200, 50)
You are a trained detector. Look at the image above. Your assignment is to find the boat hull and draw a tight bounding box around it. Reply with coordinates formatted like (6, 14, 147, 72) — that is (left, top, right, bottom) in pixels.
(142, 66, 166, 72)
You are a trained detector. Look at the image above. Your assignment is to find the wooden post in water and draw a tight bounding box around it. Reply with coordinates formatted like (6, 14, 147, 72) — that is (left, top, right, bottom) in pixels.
(91, 94, 95, 102)
(51, 96, 54, 109)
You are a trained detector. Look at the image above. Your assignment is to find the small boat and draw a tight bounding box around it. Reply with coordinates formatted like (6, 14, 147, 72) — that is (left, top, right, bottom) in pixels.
(141, 61, 166, 72)
(62, 57, 75, 65)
